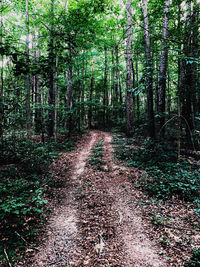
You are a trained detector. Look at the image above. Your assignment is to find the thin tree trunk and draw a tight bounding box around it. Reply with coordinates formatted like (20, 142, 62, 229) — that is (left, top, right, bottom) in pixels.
(157, 0, 170, 135)
(111, 49, 115, 108)
(25, 0, 31, 138)
(119, 71, 122, 105)
(115, 46, 119, 105)
(81, 56, 85, 124)
(48, 0, 55, 137)
(67, 42, 73, 134)
(142, 0, 155, 138)
(88, 60, 94, 129)
(77, 65, 81, 132)
(135, 54, 140, 120)
(167, 73, 171, 118)
(126, 0, 133, 136)
(35, 40, 42, 134)
(54, 56, 58, 141)
(103, 46, 108, 127)
(0, 3, 3, 138)
(177, 2, 182, 156)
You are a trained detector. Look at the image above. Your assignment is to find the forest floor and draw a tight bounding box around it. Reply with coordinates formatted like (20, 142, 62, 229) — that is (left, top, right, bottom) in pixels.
(19, 131, 197, 266)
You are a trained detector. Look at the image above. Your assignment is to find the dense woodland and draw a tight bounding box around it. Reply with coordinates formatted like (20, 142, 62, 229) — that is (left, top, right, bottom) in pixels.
(0, 0, 200, 265)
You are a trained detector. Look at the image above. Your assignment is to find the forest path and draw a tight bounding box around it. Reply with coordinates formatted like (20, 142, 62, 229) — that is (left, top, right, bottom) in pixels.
(24, 131, 167, 266)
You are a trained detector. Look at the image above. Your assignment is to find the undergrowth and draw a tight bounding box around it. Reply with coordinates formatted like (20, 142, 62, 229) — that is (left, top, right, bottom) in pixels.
(88, 140, 105, 170)
(114, 135, 200, 202)
(113, 133, 200, 266)
(0, 135, 75, 264)
(185, 248, 200, 266)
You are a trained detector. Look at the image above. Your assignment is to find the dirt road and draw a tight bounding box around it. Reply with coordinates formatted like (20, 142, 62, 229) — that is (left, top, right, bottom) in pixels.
(23, 131, 167, 266)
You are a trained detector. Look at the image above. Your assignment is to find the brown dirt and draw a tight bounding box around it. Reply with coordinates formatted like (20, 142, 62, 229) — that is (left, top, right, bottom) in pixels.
(22, 131, 169, 266)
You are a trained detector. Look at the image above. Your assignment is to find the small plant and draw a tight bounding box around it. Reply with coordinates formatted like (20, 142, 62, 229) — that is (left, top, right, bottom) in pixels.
(88, 141, 105, 170)
(114, 135, 200, 202)
(0, 135, 75, 264)
(185, 249, 200, 266)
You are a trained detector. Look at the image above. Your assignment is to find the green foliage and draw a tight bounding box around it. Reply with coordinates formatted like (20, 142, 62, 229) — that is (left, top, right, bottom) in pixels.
(88, 141, 105, 170)
(114, 135, 200, 202)
(0, 135, 75, 263)
(142, 166, 200, 201)
(185, 249, 200, 267)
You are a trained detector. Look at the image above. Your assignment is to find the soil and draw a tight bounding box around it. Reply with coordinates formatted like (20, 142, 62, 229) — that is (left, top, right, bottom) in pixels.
(19, 131, 187, 266)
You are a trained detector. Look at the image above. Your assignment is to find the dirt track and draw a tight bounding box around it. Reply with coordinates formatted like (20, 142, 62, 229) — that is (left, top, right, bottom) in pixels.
(23, 131, 168, 266)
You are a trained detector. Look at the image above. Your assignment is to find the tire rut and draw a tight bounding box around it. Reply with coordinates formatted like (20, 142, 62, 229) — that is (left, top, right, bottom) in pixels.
(24, 131, 168, 267)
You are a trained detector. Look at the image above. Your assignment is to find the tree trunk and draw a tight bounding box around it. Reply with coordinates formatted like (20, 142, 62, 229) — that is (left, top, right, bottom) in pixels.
(35, 40, 43, 134)
(103, 46, 108, 127)
(67, 42, 73, 134)
(157, 0, 170, 135)
(88, 60, 94, 129)
(135, 54, 140, 120)
(25, 0, 31, 138)
(177, 1, 182, 156)
(0, 4, 3, 138)
(48, 0, 56, 138)
(126, 0, 133, 136)
(142, 0, 155, 138)
(54, 56, 58, 141)
(182, 1, 199, 146)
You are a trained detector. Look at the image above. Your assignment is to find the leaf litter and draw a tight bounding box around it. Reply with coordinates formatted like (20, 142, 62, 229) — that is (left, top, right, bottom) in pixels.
(20, 131, 198, 267)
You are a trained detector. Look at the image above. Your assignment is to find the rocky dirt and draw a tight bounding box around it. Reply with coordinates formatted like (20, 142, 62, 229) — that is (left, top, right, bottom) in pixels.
(21, 131, 171, 266)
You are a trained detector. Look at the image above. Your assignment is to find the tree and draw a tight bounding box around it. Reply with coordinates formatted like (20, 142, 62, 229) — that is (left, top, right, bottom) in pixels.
(141, 0, 155, 138)
(25, 0, 31, 138)
(126, 0, 133, 137)
(157, 0, 170, 135)
(48, 0, 56, 138)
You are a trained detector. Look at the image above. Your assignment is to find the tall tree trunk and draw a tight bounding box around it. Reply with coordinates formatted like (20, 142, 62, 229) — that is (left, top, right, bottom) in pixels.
(48, 0, 56, 137)
(157, 0, 170, 135)
(25, 0, 31, 138)
(182, 1, 199, 145)
(54, 56, 58, 141)
(77, 65, 81, 132)
(126, 0, 133, 136)
(142, 0, 155, 138)
(81, 55, 85, 124)
(88, 60, 94, 129)
(67, 42, 73, 134)
(119, 71, 122, 105)
(177, 2, 182, 156)
(135, 53, 140, 120)
(103, 46, 108, 127)
(111, 49, 115, 108)
(115, 46, 119, 105)
(0, 56, 3, 138)
(0, 3, 3, 138)
(167, 73, 171, 118)
(35, 39, 42, 134)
